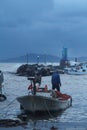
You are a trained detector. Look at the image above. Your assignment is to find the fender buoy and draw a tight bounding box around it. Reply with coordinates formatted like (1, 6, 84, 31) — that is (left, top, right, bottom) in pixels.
(0, 94, 7, 102)
(44, 85, 48, 92)
(28, 84, 33, 90)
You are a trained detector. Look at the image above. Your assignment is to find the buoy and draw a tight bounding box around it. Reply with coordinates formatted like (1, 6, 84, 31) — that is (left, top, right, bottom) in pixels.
(0, 94, 7, 102)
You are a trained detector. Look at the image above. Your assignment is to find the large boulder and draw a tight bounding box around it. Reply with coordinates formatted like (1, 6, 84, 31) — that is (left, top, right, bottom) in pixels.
(16, 64, 64, 77)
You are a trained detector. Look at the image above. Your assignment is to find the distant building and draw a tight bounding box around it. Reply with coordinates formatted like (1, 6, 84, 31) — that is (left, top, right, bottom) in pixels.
(60, 47, 70, 68)
(75, 57, 78, 62)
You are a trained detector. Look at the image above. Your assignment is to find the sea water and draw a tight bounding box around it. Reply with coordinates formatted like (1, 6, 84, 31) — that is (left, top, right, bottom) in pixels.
(0, 63, 87, 129)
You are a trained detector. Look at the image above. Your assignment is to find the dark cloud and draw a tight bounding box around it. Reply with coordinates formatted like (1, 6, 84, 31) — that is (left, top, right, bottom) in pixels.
(0, 0, 87, 59)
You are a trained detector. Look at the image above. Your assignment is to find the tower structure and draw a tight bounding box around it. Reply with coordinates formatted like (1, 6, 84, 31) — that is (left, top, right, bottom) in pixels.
(60, 47, 70, 68)
(62, 47, 68, 61)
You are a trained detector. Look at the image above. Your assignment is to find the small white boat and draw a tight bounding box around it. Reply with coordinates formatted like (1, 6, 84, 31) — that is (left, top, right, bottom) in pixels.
(16, 77, 72, 113)
(17, 92, 72, 113)
(64, 63, 87, 75)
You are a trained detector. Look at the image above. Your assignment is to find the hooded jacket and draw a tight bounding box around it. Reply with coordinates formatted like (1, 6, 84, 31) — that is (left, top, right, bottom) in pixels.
(51, 72, 61, 86)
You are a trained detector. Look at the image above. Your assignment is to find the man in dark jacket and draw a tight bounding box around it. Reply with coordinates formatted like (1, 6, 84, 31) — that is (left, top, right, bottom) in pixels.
(51, 71, 61, 91)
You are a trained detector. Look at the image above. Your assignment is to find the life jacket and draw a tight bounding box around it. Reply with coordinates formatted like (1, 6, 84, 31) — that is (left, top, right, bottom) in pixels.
(36, 85, 48, 92)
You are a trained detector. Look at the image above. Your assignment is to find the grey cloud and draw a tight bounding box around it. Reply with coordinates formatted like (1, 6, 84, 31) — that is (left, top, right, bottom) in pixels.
(0, 0, 53, 28)
(0, 0, 87, 59)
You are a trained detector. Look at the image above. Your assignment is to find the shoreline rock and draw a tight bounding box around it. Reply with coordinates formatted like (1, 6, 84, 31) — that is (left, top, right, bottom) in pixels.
(16, 64, 64, 77)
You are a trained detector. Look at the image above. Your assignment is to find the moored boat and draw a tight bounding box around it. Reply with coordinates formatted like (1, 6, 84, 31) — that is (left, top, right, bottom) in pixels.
(64, 63, 87, 75)
(16, 77, 72, 113)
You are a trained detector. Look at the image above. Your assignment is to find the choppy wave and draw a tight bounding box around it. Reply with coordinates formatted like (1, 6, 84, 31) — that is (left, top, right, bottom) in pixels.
(0, 63, 87, 129)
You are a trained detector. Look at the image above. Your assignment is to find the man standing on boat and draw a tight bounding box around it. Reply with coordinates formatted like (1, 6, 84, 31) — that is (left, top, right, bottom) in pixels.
(34, 71, 42, 88)
(51, 71, 61, 92)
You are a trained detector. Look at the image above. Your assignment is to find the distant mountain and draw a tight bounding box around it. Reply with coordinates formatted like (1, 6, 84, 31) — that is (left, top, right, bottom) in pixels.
(1, 53, 87, 63)
(0, 53, 60, 63)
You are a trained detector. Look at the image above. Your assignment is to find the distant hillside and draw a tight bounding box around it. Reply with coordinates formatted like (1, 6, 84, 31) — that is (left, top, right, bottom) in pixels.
(0, 53, 60, 63)
(1, 53, 87, 63)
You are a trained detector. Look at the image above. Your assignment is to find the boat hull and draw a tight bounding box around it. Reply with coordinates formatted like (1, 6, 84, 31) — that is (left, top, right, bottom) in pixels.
(17, 95, 72, 113)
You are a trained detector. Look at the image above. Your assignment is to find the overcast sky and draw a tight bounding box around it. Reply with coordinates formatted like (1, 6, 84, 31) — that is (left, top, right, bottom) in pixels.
(0, 0, 87, 60)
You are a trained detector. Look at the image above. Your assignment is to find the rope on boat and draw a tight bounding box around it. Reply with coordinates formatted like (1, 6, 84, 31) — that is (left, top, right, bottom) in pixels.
(0, 98, 17, 119)
(43, 99, 57, 119)
(0, 98, 16, 113)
